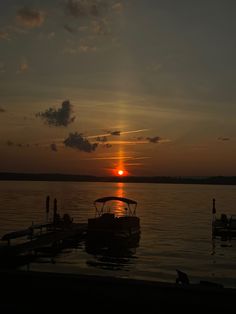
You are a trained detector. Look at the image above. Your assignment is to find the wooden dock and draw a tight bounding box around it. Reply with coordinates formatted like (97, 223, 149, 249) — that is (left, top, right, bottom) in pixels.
(0, 222, 87, 264)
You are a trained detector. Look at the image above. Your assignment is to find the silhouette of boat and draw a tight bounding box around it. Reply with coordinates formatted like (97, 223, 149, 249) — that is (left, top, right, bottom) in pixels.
(87, 196, 141, 242)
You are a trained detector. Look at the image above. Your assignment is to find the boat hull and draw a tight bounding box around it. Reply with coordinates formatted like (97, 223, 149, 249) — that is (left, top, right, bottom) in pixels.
(87, 214, 140, 241)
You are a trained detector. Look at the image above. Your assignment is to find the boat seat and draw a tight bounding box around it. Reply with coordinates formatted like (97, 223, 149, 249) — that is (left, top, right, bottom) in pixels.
(101, 213, 115, 220)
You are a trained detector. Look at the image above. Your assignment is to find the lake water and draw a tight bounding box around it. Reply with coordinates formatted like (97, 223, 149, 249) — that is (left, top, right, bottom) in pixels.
(1, 181, 236, 287)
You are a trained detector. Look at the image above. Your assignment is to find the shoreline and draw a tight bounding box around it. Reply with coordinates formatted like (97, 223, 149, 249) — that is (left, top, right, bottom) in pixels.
(1, 269, 236, 312)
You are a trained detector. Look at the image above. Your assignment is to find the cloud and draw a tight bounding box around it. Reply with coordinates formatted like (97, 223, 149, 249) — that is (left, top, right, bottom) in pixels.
(218, 137, 230, 141)
(6, 141, 32, 148)
(110, 130, 121, 136)
(64, 132, 98, 152)
(0, 26, 27, 41)
(16, 7, 45, 29)
(87, 129, 149, 140)
(63, 40, 97, 54)
(36, 100, 76, 127)
(104, 143, 112, 148)
(65, 0, 106, 18)
(146, 136, 162, 143)
(84, 156, 151, 161)
(95, 136, 107, 142)
(106, 129, 149, 137)
(125, 163, 144, 167)
(50, 143, 58, 152)
(0, 107, 6, 113)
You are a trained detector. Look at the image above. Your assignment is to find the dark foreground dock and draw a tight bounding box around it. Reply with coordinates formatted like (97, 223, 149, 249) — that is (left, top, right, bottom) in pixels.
(1, 270, 236, 313)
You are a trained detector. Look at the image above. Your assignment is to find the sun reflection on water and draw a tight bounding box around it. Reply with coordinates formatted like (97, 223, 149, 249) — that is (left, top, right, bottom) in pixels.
(113, 182, 125, 217)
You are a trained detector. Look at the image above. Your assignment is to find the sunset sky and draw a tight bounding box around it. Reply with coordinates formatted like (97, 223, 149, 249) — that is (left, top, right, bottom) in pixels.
(0, 0, 236, 176)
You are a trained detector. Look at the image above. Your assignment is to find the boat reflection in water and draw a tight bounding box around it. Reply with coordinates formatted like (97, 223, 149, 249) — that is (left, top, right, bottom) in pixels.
(85, 196, 141, 270)
(85, 233, 140, 271)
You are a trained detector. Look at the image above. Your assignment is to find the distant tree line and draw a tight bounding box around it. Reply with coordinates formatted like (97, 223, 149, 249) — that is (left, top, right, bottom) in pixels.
(0, 172, 236, 185)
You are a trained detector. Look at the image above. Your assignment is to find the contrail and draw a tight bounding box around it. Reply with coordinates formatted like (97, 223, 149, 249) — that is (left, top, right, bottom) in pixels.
(82, 156, 151, 161)
(87, 129, 149, 139)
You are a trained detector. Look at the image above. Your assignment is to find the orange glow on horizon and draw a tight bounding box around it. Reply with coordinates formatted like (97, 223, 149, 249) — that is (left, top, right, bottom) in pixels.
(111, 168, 129, 176)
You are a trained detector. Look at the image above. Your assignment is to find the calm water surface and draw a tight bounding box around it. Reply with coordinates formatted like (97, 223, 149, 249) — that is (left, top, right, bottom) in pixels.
(0, 181, 236, 287)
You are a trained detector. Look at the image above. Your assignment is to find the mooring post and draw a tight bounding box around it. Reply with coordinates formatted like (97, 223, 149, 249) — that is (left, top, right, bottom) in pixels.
(212, 198, 216, 215)
(46, 195, 50, 222)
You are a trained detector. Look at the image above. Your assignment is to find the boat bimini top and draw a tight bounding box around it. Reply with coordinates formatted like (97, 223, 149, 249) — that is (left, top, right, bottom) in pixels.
(93, 196, 137, 217)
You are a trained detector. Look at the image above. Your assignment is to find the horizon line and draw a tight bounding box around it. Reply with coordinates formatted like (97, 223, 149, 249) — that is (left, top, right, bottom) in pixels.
(0, 172, 236, 178)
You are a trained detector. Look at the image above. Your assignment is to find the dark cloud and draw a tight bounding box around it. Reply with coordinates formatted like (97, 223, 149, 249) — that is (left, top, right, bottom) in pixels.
(65, 0, 107, 18)
(6, 141, 31, 148)
(96, 136, 107, 142)
(218, 137, 230, 141)
(110, 130, 121, 136)
(146, 136, 161, 143)
(50, 143, 58, 152)
(64, 132, 98, 152)
(36, 100, 75, 127)
(16, 7, 45, 29)
(104, 143, 112, 148)
(0, 107, 6, 113)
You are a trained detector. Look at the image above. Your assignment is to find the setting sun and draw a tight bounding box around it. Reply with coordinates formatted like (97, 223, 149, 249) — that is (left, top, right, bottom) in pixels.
(118, 170, 124, 176)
